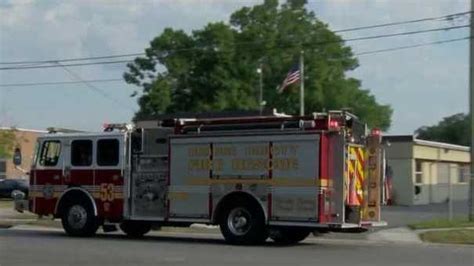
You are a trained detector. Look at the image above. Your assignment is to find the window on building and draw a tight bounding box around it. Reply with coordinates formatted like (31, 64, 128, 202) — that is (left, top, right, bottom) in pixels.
(71, 140, 93, 166)
(458, 165, 469, 183)
(415, 160, 423, 184)
(97, 139, 119, 166)
(0, 160, 6, 179)
(39, 141, 61, 167)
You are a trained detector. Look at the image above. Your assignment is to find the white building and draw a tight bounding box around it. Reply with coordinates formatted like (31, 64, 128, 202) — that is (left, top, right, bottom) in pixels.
(383, 135, 470, 205)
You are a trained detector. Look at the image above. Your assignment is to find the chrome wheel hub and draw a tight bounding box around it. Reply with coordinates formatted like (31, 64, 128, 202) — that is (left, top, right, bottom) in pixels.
(227, 207, 252, 236)
(67, 205, 87, 229)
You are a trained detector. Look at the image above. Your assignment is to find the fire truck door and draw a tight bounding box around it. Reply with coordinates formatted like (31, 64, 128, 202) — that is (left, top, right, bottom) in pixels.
(33, 139, 64, 215)
(67, 139, 94, 188)
(94, 137, 124, 220)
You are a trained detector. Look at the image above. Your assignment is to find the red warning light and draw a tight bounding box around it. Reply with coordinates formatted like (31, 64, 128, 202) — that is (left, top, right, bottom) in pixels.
(329, 120, 339, 130)
(371, 128, 381, 136)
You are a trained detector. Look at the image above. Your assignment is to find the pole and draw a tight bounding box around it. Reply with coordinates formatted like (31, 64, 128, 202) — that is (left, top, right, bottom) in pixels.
(258, 63, 263, 115)
(299, 50, 305, 116)
(469, 0, 474, 221)
(449, 165, 453, 221)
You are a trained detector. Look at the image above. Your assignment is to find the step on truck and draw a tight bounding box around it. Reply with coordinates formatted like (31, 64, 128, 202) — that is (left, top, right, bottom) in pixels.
(14, 110, 386, 244)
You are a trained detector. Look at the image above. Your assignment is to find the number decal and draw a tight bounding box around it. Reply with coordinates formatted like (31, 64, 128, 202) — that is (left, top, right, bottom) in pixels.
(100, 183, 115, 202)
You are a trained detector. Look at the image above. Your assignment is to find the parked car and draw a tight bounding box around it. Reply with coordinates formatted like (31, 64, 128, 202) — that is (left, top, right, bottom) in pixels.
(0, 179, 29, 198)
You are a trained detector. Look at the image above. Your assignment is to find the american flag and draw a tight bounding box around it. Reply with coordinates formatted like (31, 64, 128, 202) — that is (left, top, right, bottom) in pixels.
(277, 64, 300, 93)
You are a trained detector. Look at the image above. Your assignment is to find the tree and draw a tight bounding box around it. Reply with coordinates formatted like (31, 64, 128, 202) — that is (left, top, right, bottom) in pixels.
(0, 129, 17, 158)
(124, 0, 392, 130)
(415, 113, 469, 146)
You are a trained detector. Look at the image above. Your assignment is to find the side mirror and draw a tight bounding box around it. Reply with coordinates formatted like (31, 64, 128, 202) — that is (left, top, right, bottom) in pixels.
(13, 148, 22, 166)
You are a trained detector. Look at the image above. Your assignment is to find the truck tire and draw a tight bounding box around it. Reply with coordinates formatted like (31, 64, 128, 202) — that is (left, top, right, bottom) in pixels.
(61, 200, 98, 237)
(219, 200, 267, 245)
(120, 221, 151, 238)
(270, 228, 310, 245)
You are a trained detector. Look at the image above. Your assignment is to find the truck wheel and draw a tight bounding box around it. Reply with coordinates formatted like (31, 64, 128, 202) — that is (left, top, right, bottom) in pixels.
(219, 201, 267, 245)
(61, 200, 98, 237)
(120, 221, 151, 238)
(270, 228, 310, 245)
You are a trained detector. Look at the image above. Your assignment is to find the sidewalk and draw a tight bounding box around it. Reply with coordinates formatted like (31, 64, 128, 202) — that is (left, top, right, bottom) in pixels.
(368, 227, 422, 244)
(368, 226, 474, 245)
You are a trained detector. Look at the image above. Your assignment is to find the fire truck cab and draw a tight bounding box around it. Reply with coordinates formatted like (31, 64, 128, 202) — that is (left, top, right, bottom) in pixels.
(16, 110, 385, 244)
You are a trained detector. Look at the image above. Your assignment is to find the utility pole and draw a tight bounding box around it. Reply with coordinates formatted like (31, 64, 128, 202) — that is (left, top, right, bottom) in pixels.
(300, 50, 305, 116)
(469, 0, 474, 221)
(448, 165, 453, 221)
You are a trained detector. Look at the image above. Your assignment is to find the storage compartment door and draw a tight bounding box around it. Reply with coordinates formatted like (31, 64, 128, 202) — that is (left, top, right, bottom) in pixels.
(271, 134, 320, 222)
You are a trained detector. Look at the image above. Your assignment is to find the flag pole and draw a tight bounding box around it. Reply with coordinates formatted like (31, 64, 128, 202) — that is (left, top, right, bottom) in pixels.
(299, 50, 305, 116)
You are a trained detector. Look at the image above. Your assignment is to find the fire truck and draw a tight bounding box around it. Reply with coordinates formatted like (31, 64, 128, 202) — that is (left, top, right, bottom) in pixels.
(15, 110, 385, 244)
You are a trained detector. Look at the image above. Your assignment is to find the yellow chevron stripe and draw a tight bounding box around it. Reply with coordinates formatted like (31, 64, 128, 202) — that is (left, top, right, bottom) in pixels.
(356, 160, 364, 179)
(347, 159, 355, 174)
(358, 147, 365, 162)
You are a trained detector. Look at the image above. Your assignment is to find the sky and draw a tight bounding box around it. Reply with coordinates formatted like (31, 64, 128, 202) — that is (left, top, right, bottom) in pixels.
(0, 0, 470, 133)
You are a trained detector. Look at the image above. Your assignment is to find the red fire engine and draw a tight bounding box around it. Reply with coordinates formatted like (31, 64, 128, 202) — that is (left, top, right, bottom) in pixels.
(15, 110, 385, 244)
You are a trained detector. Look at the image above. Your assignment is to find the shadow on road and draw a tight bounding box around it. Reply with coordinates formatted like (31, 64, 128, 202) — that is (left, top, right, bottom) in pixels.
(0, 228, 315, 248)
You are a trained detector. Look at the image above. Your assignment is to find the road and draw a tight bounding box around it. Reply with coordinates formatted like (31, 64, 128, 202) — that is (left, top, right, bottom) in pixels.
(0, 227, 472, 266)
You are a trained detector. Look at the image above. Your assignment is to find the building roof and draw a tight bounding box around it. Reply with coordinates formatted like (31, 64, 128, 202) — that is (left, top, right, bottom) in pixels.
(383, 135, 470, 152)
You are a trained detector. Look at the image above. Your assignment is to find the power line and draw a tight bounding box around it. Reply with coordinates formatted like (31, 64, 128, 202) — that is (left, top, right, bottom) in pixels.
(0, 24, 469, 71)
(0, 78, 123, 87)
(0, 53, 144, 65)
(338, 24, 468, 43)
(334, 11, 471, 33)
(56, 63, 135, 112)
(0, 36, 469, 88)
(0, 10, 469, 66)
(0, 59, 132, 70)
(355, 36, 470, 56)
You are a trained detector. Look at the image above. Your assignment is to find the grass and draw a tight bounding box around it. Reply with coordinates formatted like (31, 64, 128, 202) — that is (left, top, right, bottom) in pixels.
(0, 198, 59, 228)
(0, 219, 62, 229)
(420, 229, 474, 245)
(408, 218, 474, 230)
(0, 199, 13, 209)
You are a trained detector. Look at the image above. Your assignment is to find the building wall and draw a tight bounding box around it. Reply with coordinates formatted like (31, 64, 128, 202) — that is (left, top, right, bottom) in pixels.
(412, 145, 469, 205)
(388, 159, 413, 205)
(0, 129, 41, 180)
(384, 142, 413, 205)
(413, 145, 469, 163)
(385, 138, 470, 206)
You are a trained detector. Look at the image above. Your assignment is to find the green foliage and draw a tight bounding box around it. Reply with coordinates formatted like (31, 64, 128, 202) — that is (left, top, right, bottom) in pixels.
(124, 0, 392, 130)
(415, 113, 469, 146)
(0, 129, 16, 158)
(420, 230, 474, 245)
(408, 218, 474, 230)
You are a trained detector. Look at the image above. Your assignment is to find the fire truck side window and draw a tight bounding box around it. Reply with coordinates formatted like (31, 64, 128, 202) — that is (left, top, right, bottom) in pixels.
(97, 139, 119, 166)
(38, 141, 61, 167)
(71, 140, 93, 167)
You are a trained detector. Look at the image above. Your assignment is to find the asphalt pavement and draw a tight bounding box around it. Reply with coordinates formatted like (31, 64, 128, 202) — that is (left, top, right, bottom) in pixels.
(380, 201, 469, 228)
(0, 201, 472, 265)
(0, 227, 472, 266)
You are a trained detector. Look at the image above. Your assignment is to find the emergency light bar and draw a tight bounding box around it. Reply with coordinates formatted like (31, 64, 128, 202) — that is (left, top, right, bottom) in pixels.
(103, 123, 133, 132)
